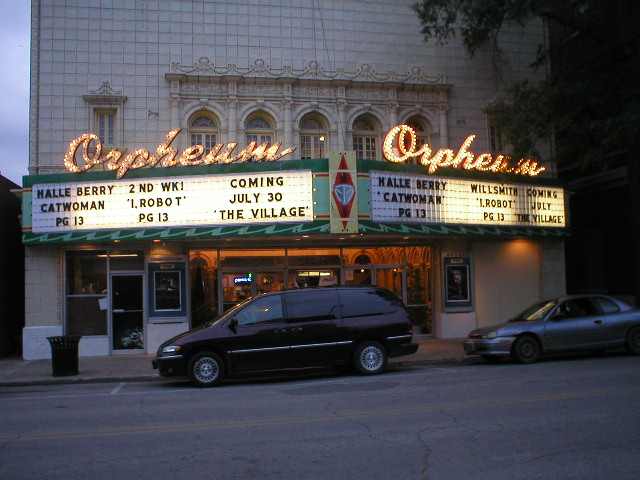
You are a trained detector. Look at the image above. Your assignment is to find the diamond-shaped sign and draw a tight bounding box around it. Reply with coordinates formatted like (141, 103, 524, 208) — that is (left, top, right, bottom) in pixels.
(333, 183, 355, 207)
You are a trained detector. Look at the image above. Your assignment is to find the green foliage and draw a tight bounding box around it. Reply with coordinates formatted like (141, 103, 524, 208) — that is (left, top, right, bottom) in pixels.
(413, 0, 541, 56)
(412, 0, 640, 170)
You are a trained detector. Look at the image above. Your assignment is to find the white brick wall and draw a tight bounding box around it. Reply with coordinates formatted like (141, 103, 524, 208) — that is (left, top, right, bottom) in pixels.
(24, 245, 61, 327)
(23, 246, 63, 359)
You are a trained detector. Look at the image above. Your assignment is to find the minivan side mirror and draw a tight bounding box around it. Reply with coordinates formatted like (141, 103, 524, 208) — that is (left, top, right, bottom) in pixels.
(228, 317, 238, 333)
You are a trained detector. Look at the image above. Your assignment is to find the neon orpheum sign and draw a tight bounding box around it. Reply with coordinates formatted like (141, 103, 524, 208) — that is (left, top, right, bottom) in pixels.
(383, 125, 546, 177)
(62, 124, 546, 179)
(63, 129, 296, 179)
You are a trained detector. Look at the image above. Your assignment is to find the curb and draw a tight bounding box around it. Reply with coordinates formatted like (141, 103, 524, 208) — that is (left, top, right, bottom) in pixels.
(0, 375, 163, 388)
(0, 355, 473, 388)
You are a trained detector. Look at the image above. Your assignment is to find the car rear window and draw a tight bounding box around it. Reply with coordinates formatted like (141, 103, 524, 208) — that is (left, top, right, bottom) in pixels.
(338, 288, 399, 318)
(285, 290, 341, 322)
(560, 298, 599, 317)
(592, 296, 620, 314)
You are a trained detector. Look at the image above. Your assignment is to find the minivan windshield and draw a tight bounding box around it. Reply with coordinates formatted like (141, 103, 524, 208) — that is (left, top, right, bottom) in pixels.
(509, 299, 558, 322)
(206, 296, 255, 326)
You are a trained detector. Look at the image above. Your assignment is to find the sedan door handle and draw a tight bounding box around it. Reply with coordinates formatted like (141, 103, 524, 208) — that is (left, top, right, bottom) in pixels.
(594, 320, 603, 324)
(290, 327, 304, 332)
(274, 329, 288, 334)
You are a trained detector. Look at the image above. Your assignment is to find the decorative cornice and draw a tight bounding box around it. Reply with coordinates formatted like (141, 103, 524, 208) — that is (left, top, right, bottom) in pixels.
(169, 58, 447, 86)
(83, 81, 127, 105)
(89, 81, 123, 96)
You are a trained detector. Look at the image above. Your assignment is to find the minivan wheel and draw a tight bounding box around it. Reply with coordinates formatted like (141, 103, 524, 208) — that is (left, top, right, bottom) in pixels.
(625, 326, 640, 355)
(187, 351, 224, 387)
(354, 341, 387, 375)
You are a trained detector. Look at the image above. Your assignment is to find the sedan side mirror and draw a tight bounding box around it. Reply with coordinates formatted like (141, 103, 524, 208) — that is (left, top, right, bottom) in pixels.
(551, 312, 568, 321)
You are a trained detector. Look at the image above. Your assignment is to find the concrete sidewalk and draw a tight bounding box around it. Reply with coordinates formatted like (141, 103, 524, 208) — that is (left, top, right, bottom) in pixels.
(0, 337, 469, 387)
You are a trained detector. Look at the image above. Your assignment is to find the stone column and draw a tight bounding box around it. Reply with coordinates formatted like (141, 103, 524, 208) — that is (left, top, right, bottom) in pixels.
(336, 86, 347, 151)
(283, 84, 293, 146)
(387, 89, 399, 130)
(165, 75, 182, 129)
(227, 82, 238, 143)
(438, 103, 449, 146)
(170, 98, 181, 132)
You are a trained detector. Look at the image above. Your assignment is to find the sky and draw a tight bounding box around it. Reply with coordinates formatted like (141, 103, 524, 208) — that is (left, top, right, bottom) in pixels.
(0, 2, 30, 186)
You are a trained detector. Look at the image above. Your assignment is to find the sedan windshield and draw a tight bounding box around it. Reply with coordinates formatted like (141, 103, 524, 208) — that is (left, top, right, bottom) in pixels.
(510, 300, 558, 322)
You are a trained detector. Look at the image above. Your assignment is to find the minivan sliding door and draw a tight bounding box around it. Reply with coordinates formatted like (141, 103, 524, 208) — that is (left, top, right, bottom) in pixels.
(284, 289, 345, 365)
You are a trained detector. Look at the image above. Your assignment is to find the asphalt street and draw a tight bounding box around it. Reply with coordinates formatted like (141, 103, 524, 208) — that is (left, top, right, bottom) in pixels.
(1, 352, 638, 480)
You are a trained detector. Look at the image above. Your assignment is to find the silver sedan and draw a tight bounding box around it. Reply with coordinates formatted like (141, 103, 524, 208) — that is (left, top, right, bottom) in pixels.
(464, 294, 640, 363)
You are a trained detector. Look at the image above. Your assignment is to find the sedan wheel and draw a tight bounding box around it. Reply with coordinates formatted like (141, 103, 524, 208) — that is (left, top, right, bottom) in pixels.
(625, 326, 640, 355)
(187, 352, 224, 387)
(354, 341, 388, 375)
(512, 336, 540, 364)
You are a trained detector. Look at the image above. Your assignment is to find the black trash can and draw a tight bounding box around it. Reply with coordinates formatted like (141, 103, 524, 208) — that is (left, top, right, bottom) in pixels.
(47, 336, 82, 376)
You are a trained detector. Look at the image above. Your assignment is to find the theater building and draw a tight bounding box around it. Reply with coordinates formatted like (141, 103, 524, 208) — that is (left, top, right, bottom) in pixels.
(21, 0, 567, 359)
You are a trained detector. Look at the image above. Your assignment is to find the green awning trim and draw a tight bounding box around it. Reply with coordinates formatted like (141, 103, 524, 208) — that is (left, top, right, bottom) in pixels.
(22, 220, 333, 244)
(23, 219, 567, 244)
(357, 220, 569, 237)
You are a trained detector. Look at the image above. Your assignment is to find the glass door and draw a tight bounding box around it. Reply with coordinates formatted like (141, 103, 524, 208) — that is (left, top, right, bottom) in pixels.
(406, 262, 433, 335)
(110, 274, 144, 352)
(375, 267, 405, 301)
(344, 266, 404, 298)
(344, 267, 373, 285)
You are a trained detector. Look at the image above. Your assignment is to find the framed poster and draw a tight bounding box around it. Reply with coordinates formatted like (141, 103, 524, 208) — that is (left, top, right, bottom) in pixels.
(148, 256, 187, 318)
(154, 270, 182, 311)
(443, 252, 473, 311)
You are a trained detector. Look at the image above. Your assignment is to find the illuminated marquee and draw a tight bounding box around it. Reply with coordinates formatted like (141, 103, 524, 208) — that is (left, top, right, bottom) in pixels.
(63, 129, 296, 179)
(383, 124, 546, 177)
(370, 171, 565, 227)
(31, 171, 313, 233)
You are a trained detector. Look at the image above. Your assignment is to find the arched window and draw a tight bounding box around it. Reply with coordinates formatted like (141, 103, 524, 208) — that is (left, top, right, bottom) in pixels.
(355, 253, 372, 265)
(299, 114, 327, 159)
(404, 116, 433, 164)
(245, 113, 275, 144)
(352, 115, 380, 160)
(189, 113, 219, 155)
(405, 116, 432, 149)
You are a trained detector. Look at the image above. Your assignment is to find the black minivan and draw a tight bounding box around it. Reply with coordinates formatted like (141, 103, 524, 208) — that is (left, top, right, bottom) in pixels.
(153, 286, 418, 387)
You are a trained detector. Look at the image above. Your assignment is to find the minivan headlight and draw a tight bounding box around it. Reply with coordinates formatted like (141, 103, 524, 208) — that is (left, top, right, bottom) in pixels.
(161, 345, 181, 355)
(485, 331, 498, 339)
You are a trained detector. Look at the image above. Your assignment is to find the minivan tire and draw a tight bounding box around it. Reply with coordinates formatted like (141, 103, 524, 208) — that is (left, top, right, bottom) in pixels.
(353, 341, 388, 375)
(187, 351, 224, 387)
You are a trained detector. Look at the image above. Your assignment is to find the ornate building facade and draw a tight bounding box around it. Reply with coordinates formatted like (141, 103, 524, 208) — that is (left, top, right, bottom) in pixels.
(22, 0, 566, 358)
